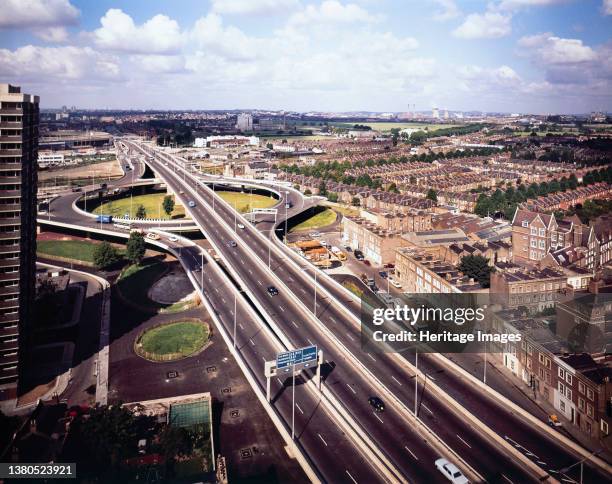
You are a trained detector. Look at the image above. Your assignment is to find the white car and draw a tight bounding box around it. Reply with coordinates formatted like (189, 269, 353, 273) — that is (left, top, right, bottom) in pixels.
(309, 231, 322, 238)
(168, 235, 178, 242)
(388, 277, 402, 289)
(435, 458, 469, 484)
(146, 232, 160, 240)
(237, 223, 245, 229)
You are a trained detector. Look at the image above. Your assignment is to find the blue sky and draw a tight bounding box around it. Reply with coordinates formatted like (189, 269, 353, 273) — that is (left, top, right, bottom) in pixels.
(1, 0, 611, 113)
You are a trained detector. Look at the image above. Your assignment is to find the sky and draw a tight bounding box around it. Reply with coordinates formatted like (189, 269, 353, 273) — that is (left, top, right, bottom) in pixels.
(0, 0, 611, 114)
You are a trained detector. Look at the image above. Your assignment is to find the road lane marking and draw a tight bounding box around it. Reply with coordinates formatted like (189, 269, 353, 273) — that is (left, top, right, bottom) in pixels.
(238, 323, 244, 330)
(421, 403, 433, 414)
(391, 375, 402, 386)
(346, 333, 355, 341)
(346, 383, 356, 395)
(373, 412, 384, 424)
(279, 306, 285, 312)
(291, 321, 299, 328)
(345, 470, 357, 484)
(277, 378, 282, 385)
(501, 475, 513, 484)
(221, 298, 226, 304)
(249, 339, 255, 346)
(306, 338, 314, 346)
(329, 317, 337, 324)
(296, 403, 304, 415)
(248, 269, 253, 275)
(257, 280, 262, 286)
(456, 435, 471, 449)
(367, 353, 376, 362)
(317, 433, 328, 446)
(404, 446, 418, 460)
(426, 373, 436, 381)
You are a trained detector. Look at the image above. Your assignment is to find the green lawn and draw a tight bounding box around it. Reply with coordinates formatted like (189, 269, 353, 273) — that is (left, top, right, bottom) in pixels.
(330, 122, 461, 133)
(37, 240, 125, 264)
(138, 321, 209, 357)
(117, 261, 167, 309)
(216, 191, 278, 213)
(290, 208, 337, 232)
(93, 193, 185, 220)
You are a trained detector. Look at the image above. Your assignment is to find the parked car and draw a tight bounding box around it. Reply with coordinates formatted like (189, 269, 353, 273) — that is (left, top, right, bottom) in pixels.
(384, 263, 395, 269)
(354, 250, 364, 261)
(146, 232, 160, 240)
(368, 396, 385, 412)
(548, 414, 563, 427)
(388, 277, 402, 289)
(309, 231, 322, 238)
(168, 235, 178, 242)
(71, 187, 82, 192)
(363, 259, 371, 266)
(228, 240, 237, 248)
(435, 458, 468, 484)
(345, 246, 352, 252)
(379, 271, 388, 279)
(267, 286, 279, 296)
(100, 183, 107, 189)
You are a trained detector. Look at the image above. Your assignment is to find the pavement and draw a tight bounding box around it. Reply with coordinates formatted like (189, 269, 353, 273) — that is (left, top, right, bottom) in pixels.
(107, 261, 307, 483)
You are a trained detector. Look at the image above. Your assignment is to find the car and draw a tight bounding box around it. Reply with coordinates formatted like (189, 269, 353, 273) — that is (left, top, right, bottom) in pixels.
(435, 458, 469, 484)
(309, 231, 322, 238)
(237, 223, 245, 229)
(345, 246, 352, 252)
(548, 414, 563, 427)
(146, 232, 160, 240)
(363, 259, 371, 266)
(100, 183, 107, 189)
(168, 235, 178, 242)
(228, 240, 237, 248)
(319, 240, 328, 247)
(179, 190, 185, 194)
(368, 396, 385, 412)
(166, 370, 179, 381)
(384, 263, 395, 269)
(267, 286, 279, 296)
(388, 277, 402, 289)
(188, 201, 196, 207)
(379, 271, 388, 279)
(71, 187, 82, 192)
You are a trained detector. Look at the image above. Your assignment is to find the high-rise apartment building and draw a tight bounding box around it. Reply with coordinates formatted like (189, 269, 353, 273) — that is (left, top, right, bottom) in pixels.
(0, 84, 38, 399)
(235, 113, 253, 132)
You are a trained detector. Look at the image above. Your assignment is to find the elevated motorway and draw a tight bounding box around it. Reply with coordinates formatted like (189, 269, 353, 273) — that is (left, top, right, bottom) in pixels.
(127, 140, 544, 483)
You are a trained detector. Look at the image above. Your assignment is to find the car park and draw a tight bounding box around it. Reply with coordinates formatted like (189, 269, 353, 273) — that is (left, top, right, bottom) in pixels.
(267, 286, 279, 296)
(368, 396, 385, 412)
(435, 458, 468, 484)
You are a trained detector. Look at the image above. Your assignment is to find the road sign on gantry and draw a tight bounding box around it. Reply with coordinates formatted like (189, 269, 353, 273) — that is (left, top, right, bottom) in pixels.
(276, 345, 318, 372)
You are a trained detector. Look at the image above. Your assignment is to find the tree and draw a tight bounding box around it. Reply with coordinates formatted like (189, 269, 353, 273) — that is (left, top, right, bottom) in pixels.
(126, 232, 146, 265)
(162, 195, 175, 216)
(426, 188, 438, 203)
(93, 241, 120, 269)
(327, 192, 339, 203)
(304, 188, 312, 195)
(351, 197, 361, 207)
(387, 183, 399, 193)
(459, 255, 493, 288)
(474, 193, 492, 218)
(135, 204, 146, 219)
(318, 180, 328, 196)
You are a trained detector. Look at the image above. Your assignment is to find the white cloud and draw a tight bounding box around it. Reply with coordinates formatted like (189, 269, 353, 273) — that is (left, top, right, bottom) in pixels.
(190, 14, 261, 61)
(0, 0, 79, 28)
(288, 1, 380, 26)
(35, 26, 70, 43)
(518, 33, 597, 64)
(432, 0, 461, 21)
(0, 45, 119, 80)
(130, 55, 187, 74)
(94, 9, 184, 54)
(211, 0, 301, 15)
(453, 11, 512, 39)
(603, 0, 612, 15)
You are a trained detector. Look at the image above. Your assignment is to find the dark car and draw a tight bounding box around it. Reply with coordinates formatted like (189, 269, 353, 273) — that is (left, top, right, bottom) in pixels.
(368, 396, 385, 412)
(228, 240, 237, 248)
(354, 250, 364, 260)
(100, 183, 107, 189)
(379, 271, 388, 279)
(345, 246, 353, 252)
(71, 187, 82, 192)
(363, 259, 371, 266)
(267, 286, 279, 296)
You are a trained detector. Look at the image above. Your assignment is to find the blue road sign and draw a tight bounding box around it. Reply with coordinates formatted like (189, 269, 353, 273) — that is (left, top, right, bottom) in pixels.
(276, 345, 317, 370)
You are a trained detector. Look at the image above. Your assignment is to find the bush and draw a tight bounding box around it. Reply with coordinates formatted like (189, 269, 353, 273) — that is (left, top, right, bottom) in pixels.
(93, 241, 120, 269)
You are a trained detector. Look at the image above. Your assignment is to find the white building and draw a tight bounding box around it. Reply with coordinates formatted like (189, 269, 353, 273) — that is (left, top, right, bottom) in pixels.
(236, 113, 253, 132)
(432, 107, 440, 119)
(38, 152, 65, 168)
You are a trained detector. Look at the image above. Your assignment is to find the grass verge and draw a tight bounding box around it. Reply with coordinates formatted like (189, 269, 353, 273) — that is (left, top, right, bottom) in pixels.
(216, 191, 277, 213)
(37, 240, 125, 265)
(290, 208, 337, 232)
(93, 193, 185, 220)
(116, 261, 167, 311)
(137, 320, 209, 361)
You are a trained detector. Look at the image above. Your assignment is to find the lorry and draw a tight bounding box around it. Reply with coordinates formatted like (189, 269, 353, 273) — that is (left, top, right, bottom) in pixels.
(96, 215, 113, 224)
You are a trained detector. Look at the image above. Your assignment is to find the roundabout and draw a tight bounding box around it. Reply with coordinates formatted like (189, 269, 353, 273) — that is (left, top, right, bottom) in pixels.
(135, 319, 210, 362)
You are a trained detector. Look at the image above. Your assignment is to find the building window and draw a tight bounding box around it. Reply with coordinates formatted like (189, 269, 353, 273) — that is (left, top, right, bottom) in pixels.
(578, 398, 585, 411)
(558, 367, 565, 379)
(587, 388, 594, 401)
(587, 404, 594, 418)
(566, 374, 572, 385)
(539, 240, 546, 249)
(602, 420, 609, 435)
(530, 239, 537, 248)
(530, 227, 537, 235)
(539, 228, 546, 237)
(579, 382, 585, 394)
(522, 221, 529, 227)
(560, 400, 566, 413)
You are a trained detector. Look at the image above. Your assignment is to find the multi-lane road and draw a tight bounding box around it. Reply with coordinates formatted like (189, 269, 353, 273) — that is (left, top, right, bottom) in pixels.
(44, 138, 611, 483)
